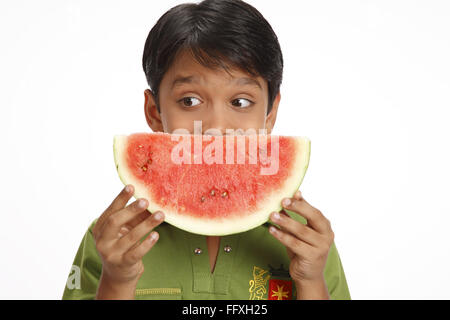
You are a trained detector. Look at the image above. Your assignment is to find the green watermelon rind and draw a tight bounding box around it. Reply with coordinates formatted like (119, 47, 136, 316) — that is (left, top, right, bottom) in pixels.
(113, 134, 311, 236)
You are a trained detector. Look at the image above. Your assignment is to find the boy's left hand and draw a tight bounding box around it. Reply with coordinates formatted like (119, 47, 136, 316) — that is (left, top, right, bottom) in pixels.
(269, 190, 334, 287)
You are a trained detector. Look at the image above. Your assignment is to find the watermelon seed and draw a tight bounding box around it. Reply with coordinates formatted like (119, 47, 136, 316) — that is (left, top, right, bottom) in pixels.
(210, 189, 216, 196)
(201, 196, 206, 202)
(138, 145, 143, 148)
(141, 165, 148, 171)
(221, 191, 228, 198)
(147, 158, 152, 165)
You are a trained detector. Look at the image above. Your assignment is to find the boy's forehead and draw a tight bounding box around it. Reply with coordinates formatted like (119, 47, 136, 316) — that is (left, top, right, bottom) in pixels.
(163, 49, 267, 91)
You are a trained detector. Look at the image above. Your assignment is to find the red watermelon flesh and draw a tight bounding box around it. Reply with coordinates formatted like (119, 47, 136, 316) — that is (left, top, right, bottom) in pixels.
(113, 132, 310, 236)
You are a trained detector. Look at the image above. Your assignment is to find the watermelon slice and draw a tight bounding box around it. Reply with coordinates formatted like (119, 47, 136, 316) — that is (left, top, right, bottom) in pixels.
(113, 132, 310, 236)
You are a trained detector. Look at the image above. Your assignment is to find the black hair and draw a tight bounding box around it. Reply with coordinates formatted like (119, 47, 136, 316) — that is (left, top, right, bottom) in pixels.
(142, 0, 283, 115)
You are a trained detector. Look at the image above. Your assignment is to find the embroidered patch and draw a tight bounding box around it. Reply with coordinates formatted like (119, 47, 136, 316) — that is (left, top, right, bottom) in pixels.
(248, 264, 293, 300)
(135, 288, 182, 296)
(248, 266, 270, 300)
(268, 264, 293, 300)
(268, 279, 292, 300)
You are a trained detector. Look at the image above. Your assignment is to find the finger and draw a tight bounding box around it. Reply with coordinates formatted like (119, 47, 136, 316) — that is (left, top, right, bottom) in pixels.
(106, 184, 135, 214)
(269, 225, 314, 258)
(117, 211, 155, 246)
(115, 211, 165, 253)
(270, 211, 323, 247)
(118, 226, 131, 238)
(122, 210, 150, 232)
(281, 196, 331, 235)
(122, 231, 159, 266)
(293, 190, 302, 200)
(100, 198, 150, 242)
(95, 185, 134, 234)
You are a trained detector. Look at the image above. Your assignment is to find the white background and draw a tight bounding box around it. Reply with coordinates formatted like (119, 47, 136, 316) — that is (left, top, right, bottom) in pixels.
(1, 0, 449, 299)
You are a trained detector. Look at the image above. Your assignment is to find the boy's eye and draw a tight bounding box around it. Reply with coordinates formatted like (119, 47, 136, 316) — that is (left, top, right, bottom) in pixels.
(179, 97, 202, 107)
(178, 97, 253, 109)
(231, 98, 252, 108)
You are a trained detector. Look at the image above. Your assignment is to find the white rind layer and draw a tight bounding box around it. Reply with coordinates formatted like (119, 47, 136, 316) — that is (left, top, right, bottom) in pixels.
(113, 135, 311, 236)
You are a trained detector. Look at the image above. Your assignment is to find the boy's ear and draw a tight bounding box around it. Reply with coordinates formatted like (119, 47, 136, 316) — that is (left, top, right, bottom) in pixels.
(144, 89, 164, 132)
(265, 92, 281, 134)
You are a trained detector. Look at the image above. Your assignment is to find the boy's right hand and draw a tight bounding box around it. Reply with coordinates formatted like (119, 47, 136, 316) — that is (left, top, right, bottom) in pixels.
(92, 184, 164, 289)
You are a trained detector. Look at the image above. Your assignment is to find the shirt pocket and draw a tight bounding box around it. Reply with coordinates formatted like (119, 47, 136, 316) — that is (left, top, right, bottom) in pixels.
(134, 287, 182, 300)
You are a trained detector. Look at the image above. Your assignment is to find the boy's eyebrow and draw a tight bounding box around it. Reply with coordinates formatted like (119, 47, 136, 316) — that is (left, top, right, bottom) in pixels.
(171, 75, 200, 90)
(233, 77, 262, 90)
(171, 75, 262, 90)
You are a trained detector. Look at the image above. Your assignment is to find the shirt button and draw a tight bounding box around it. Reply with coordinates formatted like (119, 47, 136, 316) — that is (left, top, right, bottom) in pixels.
(194, 248, 202, 255)
(223, 245, 232, 253)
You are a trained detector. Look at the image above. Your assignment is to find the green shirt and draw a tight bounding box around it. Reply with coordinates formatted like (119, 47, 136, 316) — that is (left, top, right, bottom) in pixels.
(62, 210, 351, 300)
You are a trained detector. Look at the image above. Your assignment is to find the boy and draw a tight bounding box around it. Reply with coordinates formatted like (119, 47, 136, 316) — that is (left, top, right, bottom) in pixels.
(62, 0, 350, 300)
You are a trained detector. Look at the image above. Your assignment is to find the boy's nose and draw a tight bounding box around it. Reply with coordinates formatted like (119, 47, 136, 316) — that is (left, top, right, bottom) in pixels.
(202, 109, 231, 136)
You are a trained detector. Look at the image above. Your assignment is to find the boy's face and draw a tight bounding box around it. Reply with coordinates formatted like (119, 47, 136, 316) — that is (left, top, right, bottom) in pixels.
(144, 49, 280, 135)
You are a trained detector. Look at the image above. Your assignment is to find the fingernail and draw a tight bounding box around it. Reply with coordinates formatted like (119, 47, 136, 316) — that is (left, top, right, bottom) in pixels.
(149, 232, 158, 241)
(138, 199, 147, 208)
(271, 212, 281, 221)
(295, 191, 302, 199)
(153, 212, 163, 221)
(282, 198, 291, 207)
(125, 185, 131, 193)
(269, 226, 278, 234)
